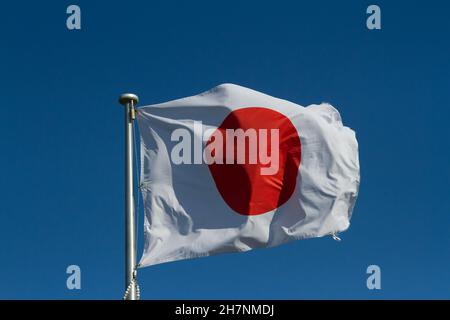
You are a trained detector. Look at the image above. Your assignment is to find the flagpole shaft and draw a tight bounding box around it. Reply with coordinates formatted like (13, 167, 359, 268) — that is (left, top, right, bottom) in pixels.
(120, 93, 139, 300)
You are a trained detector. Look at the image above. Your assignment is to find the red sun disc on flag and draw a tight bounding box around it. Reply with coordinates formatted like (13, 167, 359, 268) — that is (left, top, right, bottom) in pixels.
(207, 107, 301, 215)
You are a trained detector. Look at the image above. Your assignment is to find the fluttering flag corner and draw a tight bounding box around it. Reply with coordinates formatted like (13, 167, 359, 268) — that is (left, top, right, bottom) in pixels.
(136, 83, 360, 267)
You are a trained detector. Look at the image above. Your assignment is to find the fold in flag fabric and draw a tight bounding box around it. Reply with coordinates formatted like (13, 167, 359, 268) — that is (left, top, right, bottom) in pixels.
(137, 83, 360, 267)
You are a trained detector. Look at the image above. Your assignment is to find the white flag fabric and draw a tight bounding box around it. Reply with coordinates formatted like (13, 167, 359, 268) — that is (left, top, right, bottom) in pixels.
(137, 83, 359, 267)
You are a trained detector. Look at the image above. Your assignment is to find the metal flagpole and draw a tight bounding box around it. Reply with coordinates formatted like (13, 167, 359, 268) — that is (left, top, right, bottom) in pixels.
(119, 93, 139, 300)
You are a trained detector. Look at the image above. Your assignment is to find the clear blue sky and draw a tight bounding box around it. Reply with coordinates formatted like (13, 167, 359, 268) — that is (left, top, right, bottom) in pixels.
(1, 1, 449, 299)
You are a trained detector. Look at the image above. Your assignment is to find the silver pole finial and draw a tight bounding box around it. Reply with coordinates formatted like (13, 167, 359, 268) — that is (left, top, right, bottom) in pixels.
(119, 93, 139, 106)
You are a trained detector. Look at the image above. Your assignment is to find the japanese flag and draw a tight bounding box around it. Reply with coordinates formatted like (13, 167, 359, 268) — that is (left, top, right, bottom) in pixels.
(137, 84, 359, 267)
